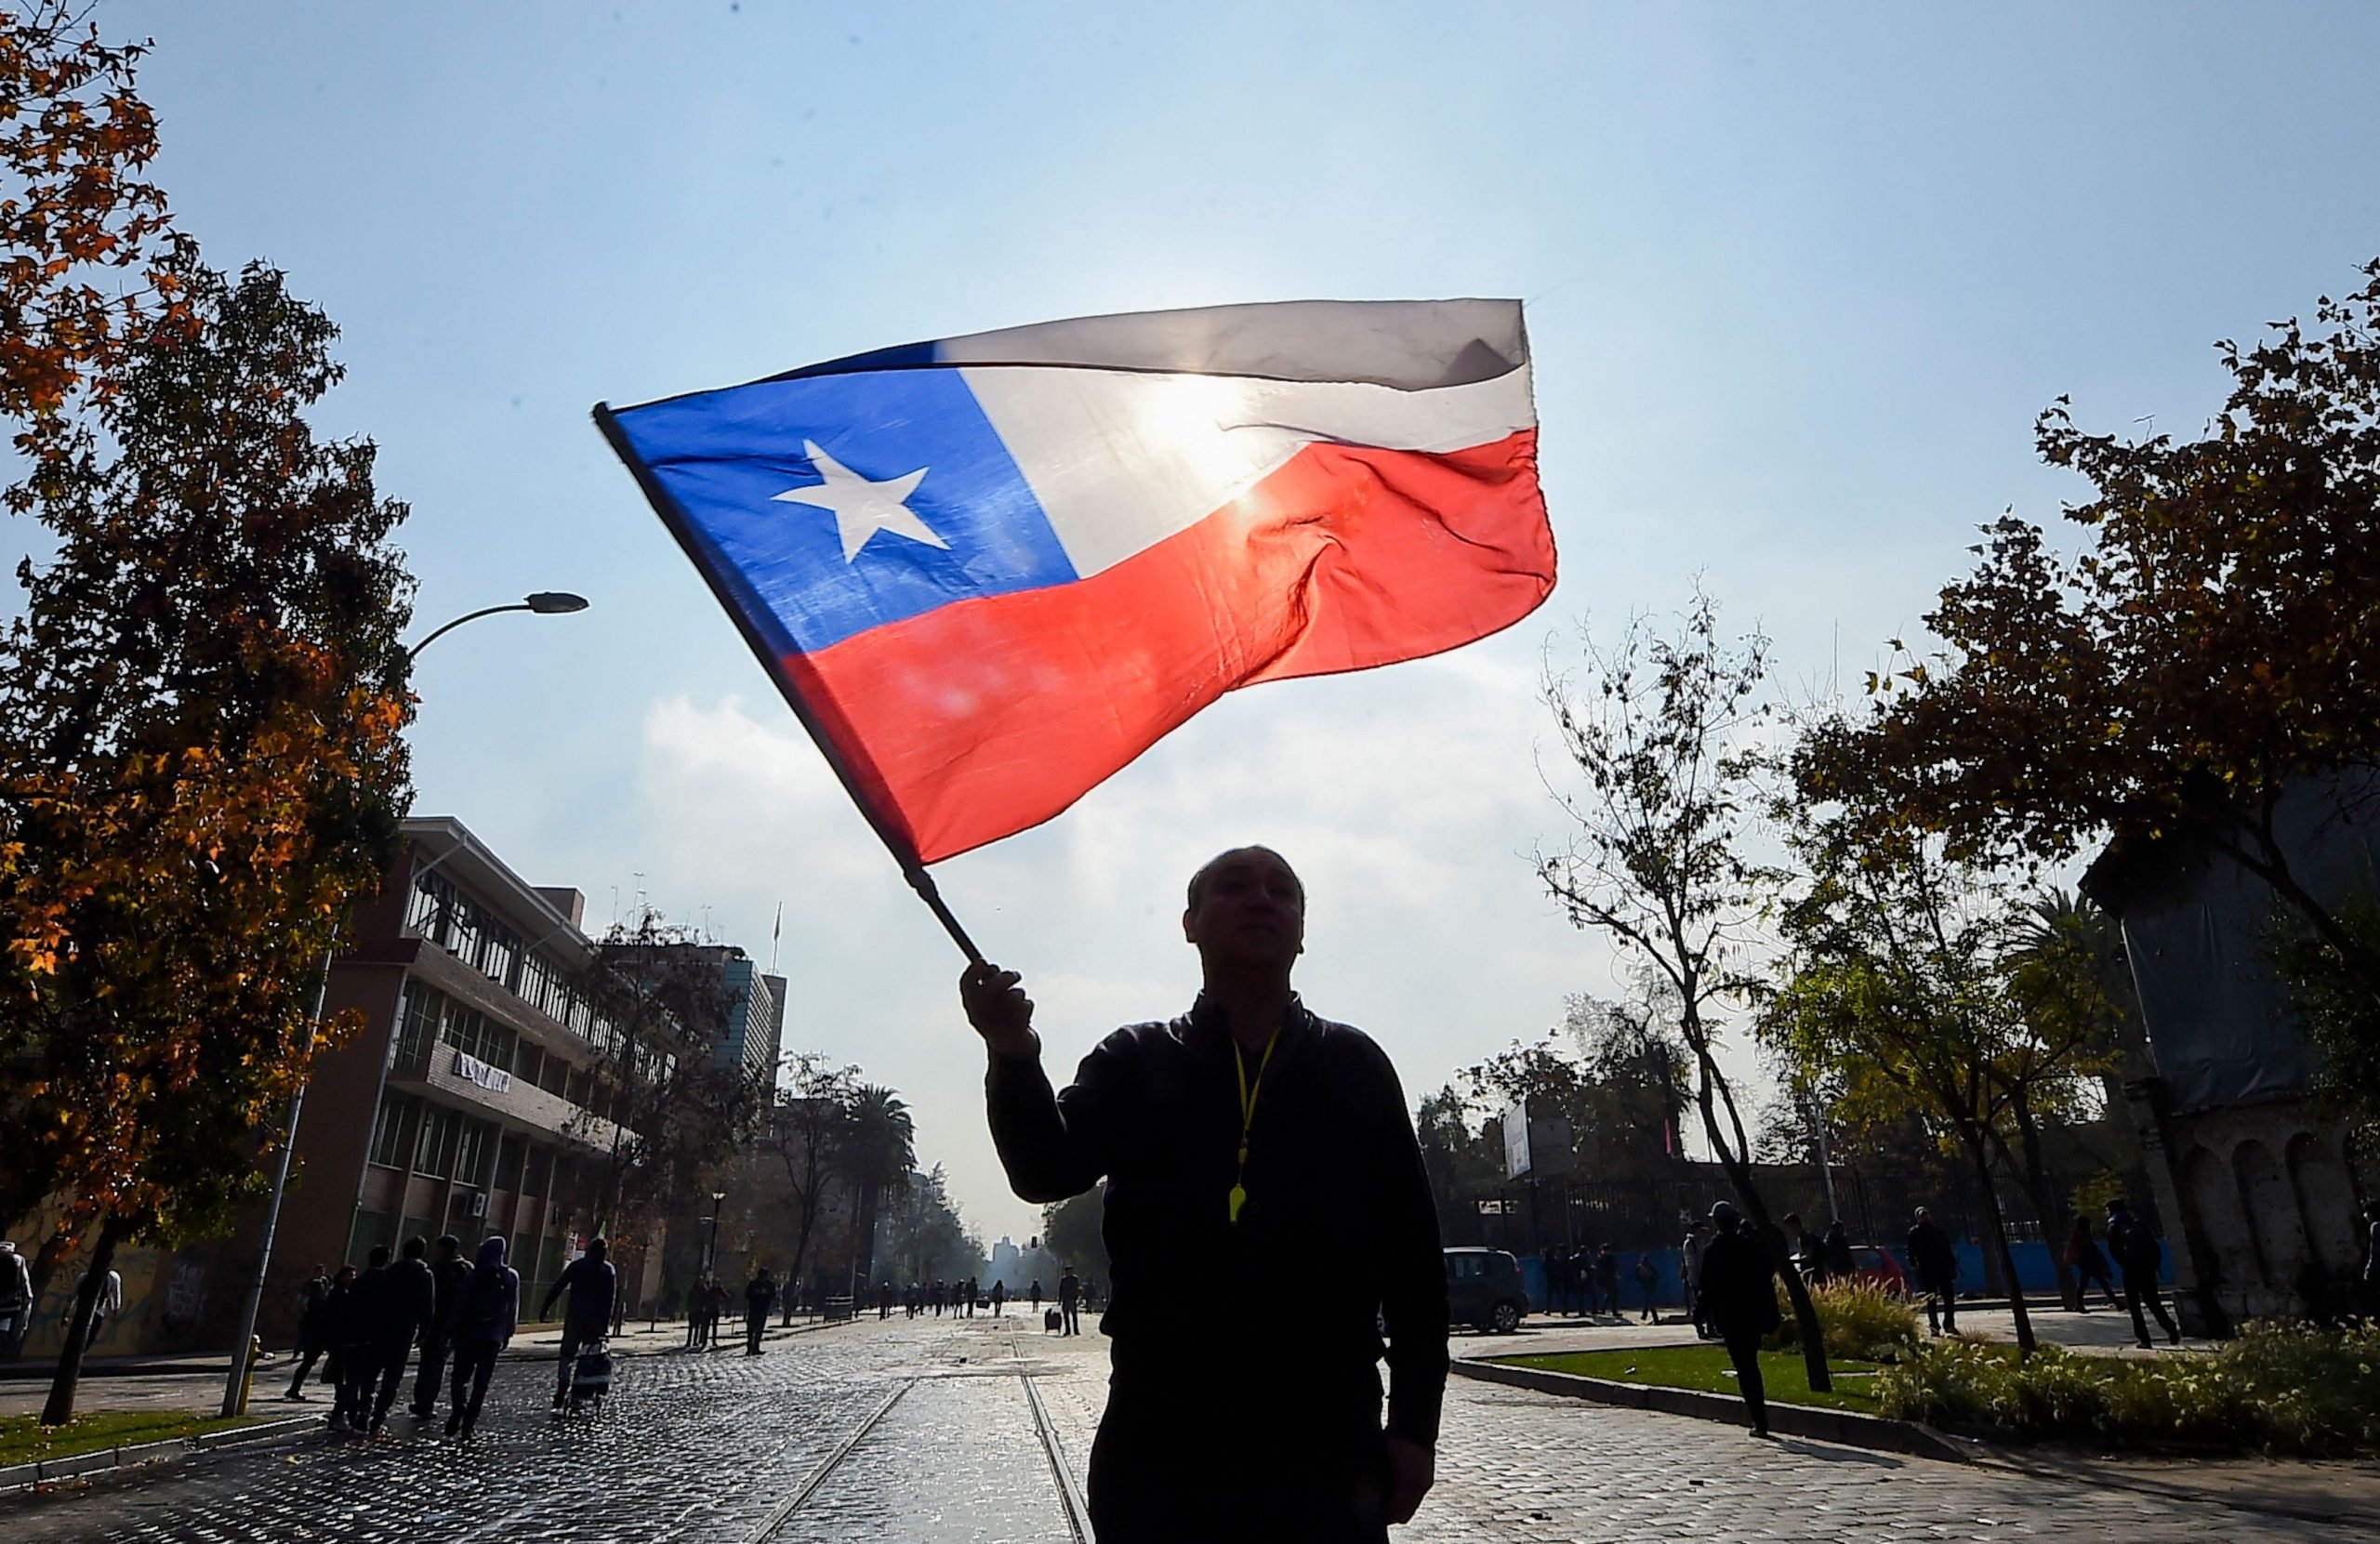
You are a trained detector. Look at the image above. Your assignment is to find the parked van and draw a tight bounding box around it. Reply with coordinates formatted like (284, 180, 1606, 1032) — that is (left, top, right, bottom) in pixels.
(1444, 1247, 1529, 1334)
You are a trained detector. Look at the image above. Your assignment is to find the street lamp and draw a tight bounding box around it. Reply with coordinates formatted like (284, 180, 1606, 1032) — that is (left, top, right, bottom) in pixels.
(704, 1191, 727, 1277)
(406, 591, 590, 660)
(218, 589, 589, 1418)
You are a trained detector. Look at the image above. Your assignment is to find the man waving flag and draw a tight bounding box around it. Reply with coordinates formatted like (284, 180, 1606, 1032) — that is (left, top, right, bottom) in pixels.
(595, 298, 1554, 893)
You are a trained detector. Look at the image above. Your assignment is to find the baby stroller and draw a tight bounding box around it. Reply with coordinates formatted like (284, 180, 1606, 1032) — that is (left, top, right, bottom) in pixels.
(566, 1339, 615, 1412)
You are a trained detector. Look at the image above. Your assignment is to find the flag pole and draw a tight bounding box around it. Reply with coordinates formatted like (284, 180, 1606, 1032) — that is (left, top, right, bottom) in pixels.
(591, 402, 985, 966)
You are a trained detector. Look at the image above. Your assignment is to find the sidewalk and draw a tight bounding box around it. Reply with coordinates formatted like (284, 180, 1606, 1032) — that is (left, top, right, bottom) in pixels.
(0, 1315, 853, 1419)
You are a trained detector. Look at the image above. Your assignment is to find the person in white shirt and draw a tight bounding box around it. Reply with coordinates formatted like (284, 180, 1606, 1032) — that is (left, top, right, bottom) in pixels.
(68, 1265, 123, 1350)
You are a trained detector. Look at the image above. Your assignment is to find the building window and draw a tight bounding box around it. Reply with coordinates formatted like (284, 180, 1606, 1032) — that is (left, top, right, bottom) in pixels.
(368, 1092, 419, 1170)
(495, 1134, 527, 1193)
(455, 1118, 499, 1189)
(522, 1144, 553, 1196)
(393, 983, 443, 1070)
(415, 1104, 460, 1180)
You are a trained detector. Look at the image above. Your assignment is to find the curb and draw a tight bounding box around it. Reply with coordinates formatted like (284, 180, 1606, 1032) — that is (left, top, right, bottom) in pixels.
(0, 1415, 319, 1496)
(1452, 1358, 1975, 1464)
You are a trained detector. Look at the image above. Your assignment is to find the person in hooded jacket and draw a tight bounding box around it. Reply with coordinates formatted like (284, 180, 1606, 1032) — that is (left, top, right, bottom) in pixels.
(445, 1235, 520, 1440)
(331, 1255, 378, 1431)
(1692, 1202, 1781, 1438)
(359, 1237, 435, 1432)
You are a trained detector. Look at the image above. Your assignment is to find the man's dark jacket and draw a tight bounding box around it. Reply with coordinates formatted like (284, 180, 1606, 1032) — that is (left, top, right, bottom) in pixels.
(542, 1255, 616, 1329)
(1907, 1219, 1958, 1287)
(429, 1255, 473, 1338)
(1692, 1229, 1780, 1338)
(374, 1257, 436, 1351)
(986, 996, 1449, 1445)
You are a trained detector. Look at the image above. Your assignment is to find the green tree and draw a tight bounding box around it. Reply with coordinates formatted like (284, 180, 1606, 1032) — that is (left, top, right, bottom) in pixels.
(0, 257, 414, 1422)
(763, 1053, 857, 1321)
(1041, 1185, 1108, 1286)
(837, 1082, 914, 1288)
(1538, 590, 1830, 1391)
(1796, 260, 2380, 1110)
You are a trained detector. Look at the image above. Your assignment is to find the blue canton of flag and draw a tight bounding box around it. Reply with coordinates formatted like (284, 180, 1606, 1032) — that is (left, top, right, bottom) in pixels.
(612, 369, 1078, 653)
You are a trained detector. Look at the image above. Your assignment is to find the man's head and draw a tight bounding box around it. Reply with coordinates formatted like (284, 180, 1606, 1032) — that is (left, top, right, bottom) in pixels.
(436, 1234, 461, 1260)
(1913, 1207, 1930, 1223)
(401, 1236, 427, 1260)
(1783, 1212, 1802, 1231)
(587, 1237, 607, 1263)
(1709, 1201, 1739, 1234)
(366, 1245, 390, 1269)
(308, 1261, 325, 1278)
(2106, 1197, 2131, 1216)
(1183, 846, 1305, 971)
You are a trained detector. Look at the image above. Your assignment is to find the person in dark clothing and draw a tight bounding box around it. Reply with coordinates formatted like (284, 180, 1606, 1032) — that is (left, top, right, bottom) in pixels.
(1691, 1202, 1781, 1437)
(322, 1263, 362, 1427)
(446, 1235, 519, 1440)
(1594, 1244, 1621, 1315)
(683, 1278, 707, 1348)
(1633, 1254, 1659, 1322)
(1822, 1220, 1855, 1286)
(540, 1238, 616, 1405)
(990, 1279, 1006, 1318)
(967, 844, 1448, 1543)
(744, 1269, 775, 1354)
(2064, 1216, 2122, 1311)
(410, 1235, 472, 1419)
(359, 1238, 435, 1432)
(2105, 1199, 2180, 1348)
(1906, 1207, 1960, 1335)
(333, 1249, 389, 1432)
(282, 1264, 333, 1400)
(1028, 1278, 1042, 1315)
(1056, 1269, 1081, 1336)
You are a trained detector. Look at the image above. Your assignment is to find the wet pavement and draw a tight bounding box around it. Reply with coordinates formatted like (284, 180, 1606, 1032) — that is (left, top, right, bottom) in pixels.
(6, 1311, 2373, 1540)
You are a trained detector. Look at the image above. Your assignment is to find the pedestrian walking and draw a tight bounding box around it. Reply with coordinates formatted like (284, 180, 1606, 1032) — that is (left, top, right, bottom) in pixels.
(410, 1235, 471, 1419)
(445, 1235, 519, 1441)
(1822, 1220, 1855, 1286)
(967, 844, 1448, 1539)
(1906, 1207, 1960, 1336)
(1633, 1254, 1659, 1322)
(1681, 1224, 1708, 1339)
(2064, 1217, 2122, 1312)
(990, 1279, 1006, 1318)
(539, 1238, 617, 1406)
(280, 1263, 333, 1400)
(2105, 1199, 2181, 1348)
(744, 1268, 775, 1354)
(0, 1240, 32, 1362)
(1057, 1267, 1081, 1337)
(1785, 1212, 1828, 1287)
(1028, 1278, 1042, 1315)
(683, 1277, 707, 1348)
(325, 1261, 367, 1431)
(65, 1262, 122, 1351)
(1594, 1243, 1621, 1316)
(1690, 1202, 1780, 1438)
(358, 1237, 434, 1433)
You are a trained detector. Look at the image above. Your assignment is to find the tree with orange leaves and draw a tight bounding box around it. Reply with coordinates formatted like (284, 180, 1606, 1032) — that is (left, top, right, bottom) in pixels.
(0, 253, 416, 1423)
(0, 1, 186, 450)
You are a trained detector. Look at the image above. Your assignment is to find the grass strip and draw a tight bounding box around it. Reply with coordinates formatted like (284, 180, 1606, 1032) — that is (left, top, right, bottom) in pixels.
(0, 1409, 258, 1468)
(1500, 1345, 1886, 1415)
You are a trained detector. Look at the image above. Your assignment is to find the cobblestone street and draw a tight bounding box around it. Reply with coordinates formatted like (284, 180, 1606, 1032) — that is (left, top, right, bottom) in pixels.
(6, 1313, 2370, 1540)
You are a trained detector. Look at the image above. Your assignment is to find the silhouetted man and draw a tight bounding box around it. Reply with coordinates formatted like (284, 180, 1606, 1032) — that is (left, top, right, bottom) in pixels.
(1906, 1207, 1959, 1335)
(540, 1238, 615, 1406)
(1057, 1268, 1080, 1336)
(281, 1263, 332, 1399)
(2105, 1198, 2180, 1348)
(410, 1235, 471, 1419)
(445, 1235, 518, 1441)
(967, 845, 1448, 1542)
(1691, 1202, 1778, 1437)
(744, 1268, 775, 1354)
(361, 1238, 434, 1433)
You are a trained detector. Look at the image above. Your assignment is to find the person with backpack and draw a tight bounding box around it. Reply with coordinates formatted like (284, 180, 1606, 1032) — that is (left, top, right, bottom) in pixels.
(281, 1263, 333, 1399)
(540, 1238, 617, 1405)
(2105, 1198, 2180, 1348)
(445, 1235, 519, 1440)
(409, 1235, 472, 1419)
(1691, 1202, 1781, 1438)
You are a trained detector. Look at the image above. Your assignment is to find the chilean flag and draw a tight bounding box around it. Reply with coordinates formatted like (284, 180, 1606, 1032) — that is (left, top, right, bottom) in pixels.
(597, 299, 1554, 865)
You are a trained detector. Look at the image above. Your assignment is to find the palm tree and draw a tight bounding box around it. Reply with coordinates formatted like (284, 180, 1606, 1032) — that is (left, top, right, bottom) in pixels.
(839, 1084, 915, 1289)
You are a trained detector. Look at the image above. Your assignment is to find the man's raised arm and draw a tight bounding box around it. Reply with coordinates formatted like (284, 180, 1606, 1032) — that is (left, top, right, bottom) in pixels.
(962, 962, 1112, 1203)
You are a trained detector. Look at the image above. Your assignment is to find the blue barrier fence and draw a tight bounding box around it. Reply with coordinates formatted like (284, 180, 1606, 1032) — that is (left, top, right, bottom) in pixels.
(1512, 1240, 2172, 1313)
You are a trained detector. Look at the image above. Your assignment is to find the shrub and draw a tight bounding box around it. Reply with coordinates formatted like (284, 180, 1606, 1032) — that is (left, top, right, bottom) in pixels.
(1765, 1279, 1922, 1362)
(1872, 1320, 2380, 1455)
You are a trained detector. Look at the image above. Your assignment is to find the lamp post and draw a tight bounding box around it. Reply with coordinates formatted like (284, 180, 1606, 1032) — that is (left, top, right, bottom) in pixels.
(704, 1191, 726, 1278)
(219, 592, 590, 1418)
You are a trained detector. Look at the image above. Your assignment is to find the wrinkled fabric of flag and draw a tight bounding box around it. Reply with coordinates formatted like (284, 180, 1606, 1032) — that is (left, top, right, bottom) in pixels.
(601, 298, 1556, 864)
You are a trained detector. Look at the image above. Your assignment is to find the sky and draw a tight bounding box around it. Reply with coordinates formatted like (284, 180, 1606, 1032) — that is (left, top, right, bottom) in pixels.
(31, 1, 2380, 1247)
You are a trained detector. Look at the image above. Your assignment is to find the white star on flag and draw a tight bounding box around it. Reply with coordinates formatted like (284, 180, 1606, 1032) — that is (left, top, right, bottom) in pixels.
(773, 441, 943, 562)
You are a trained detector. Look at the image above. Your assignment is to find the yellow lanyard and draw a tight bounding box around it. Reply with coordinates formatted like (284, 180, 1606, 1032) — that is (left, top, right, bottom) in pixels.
(1227, 1028, 1281, 1225)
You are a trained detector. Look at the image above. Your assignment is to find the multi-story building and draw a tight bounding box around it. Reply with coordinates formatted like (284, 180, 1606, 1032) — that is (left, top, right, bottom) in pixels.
(267, 815, 663, 1331)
